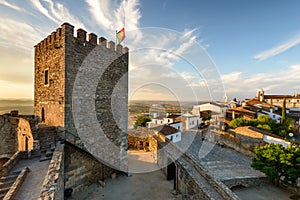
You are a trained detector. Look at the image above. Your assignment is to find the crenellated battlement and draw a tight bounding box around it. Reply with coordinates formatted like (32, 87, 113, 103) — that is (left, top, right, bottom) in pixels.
(34, 22, 128, 54)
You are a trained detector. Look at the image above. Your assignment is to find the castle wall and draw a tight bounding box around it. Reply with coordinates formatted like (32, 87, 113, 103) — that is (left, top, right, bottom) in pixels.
(64, 143, 116, 194)
(34, 26, 65, 127)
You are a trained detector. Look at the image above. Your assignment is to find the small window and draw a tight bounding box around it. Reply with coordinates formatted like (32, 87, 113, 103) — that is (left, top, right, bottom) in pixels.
(41, 107, 45, 122)
(178, 126, 180, 130)
(44, 69, 49, 85)
(170, 136, 173, 141)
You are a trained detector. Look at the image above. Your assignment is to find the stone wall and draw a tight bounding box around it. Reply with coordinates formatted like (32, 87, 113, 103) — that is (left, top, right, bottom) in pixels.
(4, 167, 30, 200)
(0, 115, 34, 157)
(64, 143, 118, 194)
(0, 115, 19, 155)
(39, 142, 64, 200)
(0, 151, 28, 177)
(208, 126, 263, 157)
(128, 127, 156, 151)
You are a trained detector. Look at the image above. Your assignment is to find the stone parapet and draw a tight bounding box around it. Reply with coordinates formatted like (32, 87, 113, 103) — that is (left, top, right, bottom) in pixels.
(39, 142, 64, 200)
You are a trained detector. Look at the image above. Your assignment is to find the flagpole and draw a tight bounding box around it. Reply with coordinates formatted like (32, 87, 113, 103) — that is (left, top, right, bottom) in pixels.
(115, 30, 117, 46)
(123, 0, 126, 46)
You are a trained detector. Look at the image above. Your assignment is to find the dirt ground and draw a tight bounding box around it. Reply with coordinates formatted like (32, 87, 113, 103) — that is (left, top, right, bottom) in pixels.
(70, 150, 181, 200)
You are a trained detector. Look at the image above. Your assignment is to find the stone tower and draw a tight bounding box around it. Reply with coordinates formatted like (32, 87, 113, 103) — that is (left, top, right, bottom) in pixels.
(256, 88, 264, 102)
(34, 23, 128, 170)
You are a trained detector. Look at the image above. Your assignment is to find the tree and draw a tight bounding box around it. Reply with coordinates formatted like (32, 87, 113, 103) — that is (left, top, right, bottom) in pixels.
(252, 143, 300, 185)
(135, 116, 151, 127)
(282, 98, 286, 124)
(257, 115, 272, 125)
(229, 118, 247, 129)
(256, 124, 271, 132)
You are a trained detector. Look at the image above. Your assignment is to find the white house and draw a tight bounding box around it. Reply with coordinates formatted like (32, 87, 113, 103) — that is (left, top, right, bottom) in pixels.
(167, 121, 183, 132)
(147, 118, 164, 128)
(258, 110, 282, 124)
(147, 113, 182, 128)
(151, 125, 181, 143)
(181, 113, 201, 130)
(192, 102, 227, 116)
(263, 135, 290, 148)
(163, 114, 181, 124)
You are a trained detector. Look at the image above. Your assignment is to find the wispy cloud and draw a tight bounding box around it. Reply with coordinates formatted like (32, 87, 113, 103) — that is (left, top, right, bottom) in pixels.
(30, 0, 85, 29)
(254, 33, 300, 61)
(86, 0, 141, 33)
(0, 0, 21, 11)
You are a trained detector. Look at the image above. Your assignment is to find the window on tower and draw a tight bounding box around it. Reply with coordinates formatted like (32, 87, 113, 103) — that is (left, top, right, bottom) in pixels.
(44, 69, 49, 85)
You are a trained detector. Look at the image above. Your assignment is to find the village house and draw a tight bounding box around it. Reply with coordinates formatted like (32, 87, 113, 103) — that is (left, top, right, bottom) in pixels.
(151, 124, 181, 143)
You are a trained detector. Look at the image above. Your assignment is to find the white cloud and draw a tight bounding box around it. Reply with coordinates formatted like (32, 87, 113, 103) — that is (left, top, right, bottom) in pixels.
(30, 0, 85, 29)
(30, 0, 58, 23)
(221, 64, 300, 100)
(0, 0, 21, 11)
(86, 0, 141, 33)
(0, 18, 42, 51)
(254, 33, 300, 61)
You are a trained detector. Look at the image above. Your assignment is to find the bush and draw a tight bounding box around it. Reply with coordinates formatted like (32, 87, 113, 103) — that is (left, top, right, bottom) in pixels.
(135, 116, 151, 127)
(248, 119, 259, 127)
(257, 124, 271, 132)
(230, 118, 247, 129)
(257, 115, 272, 125)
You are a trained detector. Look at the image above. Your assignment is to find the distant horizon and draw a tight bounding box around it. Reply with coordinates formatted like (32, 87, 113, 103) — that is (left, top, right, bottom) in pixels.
(1, 1, 300, 100)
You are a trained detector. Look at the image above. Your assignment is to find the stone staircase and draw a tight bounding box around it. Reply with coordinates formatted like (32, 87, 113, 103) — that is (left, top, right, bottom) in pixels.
(37, 125, 57, 162)
(0, 171, 20, 199)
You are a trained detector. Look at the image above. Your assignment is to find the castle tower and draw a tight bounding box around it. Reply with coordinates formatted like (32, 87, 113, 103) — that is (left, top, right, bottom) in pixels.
(34, 23, 128, 170)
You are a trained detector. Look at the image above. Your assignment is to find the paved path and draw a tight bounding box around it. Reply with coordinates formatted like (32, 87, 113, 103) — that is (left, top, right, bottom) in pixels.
(173, 130, 292, 199)
(232, 184, 292, 200)
(12, 157, 50, 200)
(70, 151, 181, 200)
(174, 130, 266, 181)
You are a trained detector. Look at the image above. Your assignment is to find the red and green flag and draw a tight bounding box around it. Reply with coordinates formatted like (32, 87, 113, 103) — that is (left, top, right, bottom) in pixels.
(116, 28, 125, 44)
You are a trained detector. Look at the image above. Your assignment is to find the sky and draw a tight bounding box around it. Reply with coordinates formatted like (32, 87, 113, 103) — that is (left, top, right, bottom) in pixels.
(1, 0, 300, 102)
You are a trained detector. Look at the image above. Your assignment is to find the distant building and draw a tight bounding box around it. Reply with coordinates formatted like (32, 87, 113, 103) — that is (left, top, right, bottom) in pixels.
(257, 89, 300, 108)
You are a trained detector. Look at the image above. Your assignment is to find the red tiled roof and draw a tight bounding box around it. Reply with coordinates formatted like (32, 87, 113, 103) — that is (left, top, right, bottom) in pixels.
(152, 125, 179, 136)
(245, 98, 274, 108)
(165, 114, 181, 119)
(264, 95, 295, 99)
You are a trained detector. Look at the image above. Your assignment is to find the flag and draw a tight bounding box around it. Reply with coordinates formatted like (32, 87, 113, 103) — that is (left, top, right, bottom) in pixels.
(116, 28, 125, 44)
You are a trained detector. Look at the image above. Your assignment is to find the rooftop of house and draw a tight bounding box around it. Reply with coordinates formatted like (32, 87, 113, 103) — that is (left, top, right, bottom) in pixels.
(167, 121, 182, 125)
(151, 125, 179, 136)
(264, 94, 300, 99)
(245, 98, 275, 108)
(165, 114, 181, 119)
(194, 102, 228, 108)
(226, 106, 256, 115)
